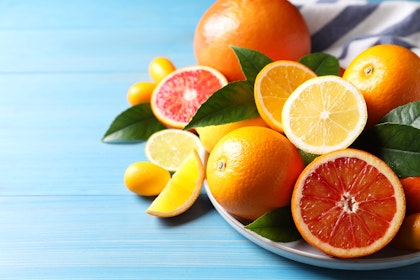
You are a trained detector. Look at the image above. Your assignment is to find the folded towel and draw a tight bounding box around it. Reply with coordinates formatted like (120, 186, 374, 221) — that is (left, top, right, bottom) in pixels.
(290, 0, 420, 67)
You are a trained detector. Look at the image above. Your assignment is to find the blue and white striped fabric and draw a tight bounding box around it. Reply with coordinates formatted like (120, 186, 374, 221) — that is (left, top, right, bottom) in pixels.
(290, 0, 420, 67)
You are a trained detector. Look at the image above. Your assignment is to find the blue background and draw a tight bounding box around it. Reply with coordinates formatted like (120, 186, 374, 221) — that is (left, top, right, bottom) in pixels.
(0, 1, 419, 279)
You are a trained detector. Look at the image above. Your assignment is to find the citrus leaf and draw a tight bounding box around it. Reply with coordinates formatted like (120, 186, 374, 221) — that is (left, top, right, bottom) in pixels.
(102, 103, 166, 143)
(299, 52, 340, 76)
(353, 123, 420, 177)
(245, 206, 301, 242)
(231, 46, 273, 84)
(298, 149, 319, 166)
(380, 101, 420, 128)
(184, 80, 259, 130)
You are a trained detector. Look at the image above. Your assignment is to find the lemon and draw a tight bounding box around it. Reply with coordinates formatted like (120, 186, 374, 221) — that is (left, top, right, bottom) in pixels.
(146, 149, 205, 217)
(282, 76, 367, 155)
(145, 129, 206, 172)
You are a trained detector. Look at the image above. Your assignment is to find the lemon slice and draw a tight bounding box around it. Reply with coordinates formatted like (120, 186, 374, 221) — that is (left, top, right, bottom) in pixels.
(145, 129, 206, 172)
(254, 60, 317, 133)
(146, 149, 205, 217)
(281, 76, 367, 155)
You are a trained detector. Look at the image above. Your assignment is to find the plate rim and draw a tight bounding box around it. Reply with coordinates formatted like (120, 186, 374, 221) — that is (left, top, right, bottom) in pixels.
(203, 180, 420, 270)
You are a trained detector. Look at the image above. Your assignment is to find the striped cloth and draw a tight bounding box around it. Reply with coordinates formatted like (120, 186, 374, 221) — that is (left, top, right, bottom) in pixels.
(290, 0, 420, 67)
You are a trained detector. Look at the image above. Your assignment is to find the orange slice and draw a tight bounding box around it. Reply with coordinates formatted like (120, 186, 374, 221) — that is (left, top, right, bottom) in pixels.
(254, 60, 317, 132)
(291, 148, 406, 258)
(282, 75, 367, 155)
(146, 149, 205, 218)
(151, 65, 227, 129)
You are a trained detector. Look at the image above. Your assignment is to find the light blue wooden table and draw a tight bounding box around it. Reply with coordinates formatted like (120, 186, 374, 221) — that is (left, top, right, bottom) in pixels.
(1, 1, 419, 279)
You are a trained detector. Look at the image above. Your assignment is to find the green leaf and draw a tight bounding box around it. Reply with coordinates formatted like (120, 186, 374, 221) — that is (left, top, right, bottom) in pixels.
(298, 149, 319, 166)
(184, 80, 259, 130)
(299, 52, 340, 76)
(380, 101, 420, 128)
(245, 206, 301, 242)
(353, 123, 420, 177)
(231, 46, 273, 84)
(102, 103, 166, 143)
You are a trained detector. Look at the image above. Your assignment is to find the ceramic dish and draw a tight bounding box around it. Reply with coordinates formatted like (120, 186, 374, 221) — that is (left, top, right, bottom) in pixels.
(204, 181, 420, 270)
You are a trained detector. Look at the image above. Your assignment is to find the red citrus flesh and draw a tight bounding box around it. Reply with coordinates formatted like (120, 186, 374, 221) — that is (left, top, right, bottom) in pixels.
(151, 65, 227, 128)
(292, 149, 406, 258)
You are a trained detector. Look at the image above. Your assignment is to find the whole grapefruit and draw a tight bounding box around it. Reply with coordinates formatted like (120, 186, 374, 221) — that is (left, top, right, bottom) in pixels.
(193, 0, 311, 81)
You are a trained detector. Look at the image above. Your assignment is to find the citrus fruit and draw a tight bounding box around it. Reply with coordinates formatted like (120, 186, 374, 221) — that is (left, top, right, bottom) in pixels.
(150, 65, 228, 129)
(254, 60, 317, 132)
(145, 129, 206, 173)
(126, 81, 156, 106)
(193, 0, 311, 81)
(146, 149, 205, 218)
(282, 75, 368, 155)
(124, 162, 170, 196)
(400, 177, 420, 215)
(148, 57, 176, 83)
(343, 44, 420, 127)
(291, 148, 406, 258)
(391, 213, 420, 251)
(206, 126, 304, 221)
(196, 116, 268, 153)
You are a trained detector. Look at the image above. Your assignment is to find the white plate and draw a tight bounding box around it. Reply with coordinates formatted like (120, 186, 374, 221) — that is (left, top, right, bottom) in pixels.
(204, 180, 420, 270)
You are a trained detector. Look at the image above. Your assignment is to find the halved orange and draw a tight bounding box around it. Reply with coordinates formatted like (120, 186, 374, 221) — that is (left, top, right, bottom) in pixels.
(282, 76, 367, 155)
(254, 60, 317, 132)
(291, 148, 406, 258)
(151, 65, 228, 129)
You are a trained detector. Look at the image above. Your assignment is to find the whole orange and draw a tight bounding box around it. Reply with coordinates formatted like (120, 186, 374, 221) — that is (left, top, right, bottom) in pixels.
(206, 126, 304, 221)
(196, 116, 268, 153)
(400, 177, 420, 215)
(343, 44, 420, 127)
(193, 0, 311, 81)
(391, 213, 420, 251)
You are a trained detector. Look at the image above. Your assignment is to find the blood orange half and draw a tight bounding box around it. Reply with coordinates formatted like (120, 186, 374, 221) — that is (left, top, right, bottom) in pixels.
(291, 148, 406, 258)
(151, 65, 227, 129)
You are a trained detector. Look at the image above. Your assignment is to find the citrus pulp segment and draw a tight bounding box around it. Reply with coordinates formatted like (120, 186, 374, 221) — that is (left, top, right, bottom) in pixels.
(146, 149, 205, 218)
(281, 76, 367, 155)
(145, 129, 206, 172)
(151, 65, 227, 129)
(254, 60, 317, 132)
(291, 149, 406, 258)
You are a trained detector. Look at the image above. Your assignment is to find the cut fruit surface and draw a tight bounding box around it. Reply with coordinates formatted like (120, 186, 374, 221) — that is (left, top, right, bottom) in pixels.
(282, 76, 367, 155)
(254, 60, 317, 132)
(151, 65, 227, 129)
(146, 149, 205, 218)
(145, 129, 206, 173)
(291, 148, 406, 258)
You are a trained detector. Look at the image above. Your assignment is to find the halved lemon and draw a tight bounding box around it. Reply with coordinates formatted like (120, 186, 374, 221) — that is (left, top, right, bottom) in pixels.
(282, 75, 367, 155)
(146, 149, 205, 218)
(145, 129, 206, 172)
